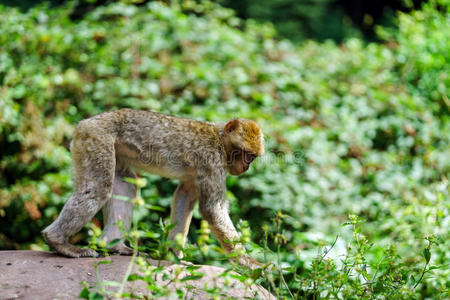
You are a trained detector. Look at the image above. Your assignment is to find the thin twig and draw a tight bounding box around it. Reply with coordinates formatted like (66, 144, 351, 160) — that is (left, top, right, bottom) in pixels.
(278, 268, 295, 299)
(317, 235, 339, 266)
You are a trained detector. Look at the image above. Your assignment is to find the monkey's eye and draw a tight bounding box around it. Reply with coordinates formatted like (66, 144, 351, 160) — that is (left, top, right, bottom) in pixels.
(244, 151, 256, 163)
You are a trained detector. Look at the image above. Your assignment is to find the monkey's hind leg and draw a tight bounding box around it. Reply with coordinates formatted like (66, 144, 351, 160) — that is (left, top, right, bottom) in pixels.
(168, 180, 198, 258)
(101, 167, 136, 255)
(43, 195, 100, 258)
(43, 123, 116, 258)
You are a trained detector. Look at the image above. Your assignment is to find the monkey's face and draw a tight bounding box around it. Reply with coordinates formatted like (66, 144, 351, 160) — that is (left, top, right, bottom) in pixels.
(228, 148, 257, 176)
(223, 118, 263, 175)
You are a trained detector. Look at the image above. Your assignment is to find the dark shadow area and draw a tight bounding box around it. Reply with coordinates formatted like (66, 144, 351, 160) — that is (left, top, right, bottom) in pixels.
(220, 0, 425, 42)
(1, 0, 425, 42)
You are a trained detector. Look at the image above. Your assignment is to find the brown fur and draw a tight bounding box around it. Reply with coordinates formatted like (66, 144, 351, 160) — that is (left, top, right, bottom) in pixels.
(43, 109, 264, 268)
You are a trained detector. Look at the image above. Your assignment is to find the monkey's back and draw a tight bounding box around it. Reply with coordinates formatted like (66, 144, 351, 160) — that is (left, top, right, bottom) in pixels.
(80, 109, 226, 179)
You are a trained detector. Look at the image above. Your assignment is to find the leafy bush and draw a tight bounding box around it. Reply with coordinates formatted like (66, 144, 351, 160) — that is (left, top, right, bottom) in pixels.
(0, 0, 448, 298)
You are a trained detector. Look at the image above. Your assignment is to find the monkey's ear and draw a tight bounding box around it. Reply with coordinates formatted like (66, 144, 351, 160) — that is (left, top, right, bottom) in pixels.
(224, 119, 240, 133)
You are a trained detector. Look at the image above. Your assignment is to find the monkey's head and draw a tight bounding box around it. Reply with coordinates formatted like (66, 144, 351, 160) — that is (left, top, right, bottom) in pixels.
(223, 119, 264, 176)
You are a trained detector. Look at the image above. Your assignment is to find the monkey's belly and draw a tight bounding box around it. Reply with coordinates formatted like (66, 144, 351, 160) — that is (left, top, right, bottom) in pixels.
(117, 156, 184, 180)
(115, 141, 187, 180)
(134, 161, 184, 179)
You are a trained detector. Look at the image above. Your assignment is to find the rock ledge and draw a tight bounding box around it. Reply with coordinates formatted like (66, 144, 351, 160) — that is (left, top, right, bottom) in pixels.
(0, 251, 273, 299)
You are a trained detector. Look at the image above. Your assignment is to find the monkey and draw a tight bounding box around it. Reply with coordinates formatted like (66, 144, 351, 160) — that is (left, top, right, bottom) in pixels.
(43, 108, 264, 269)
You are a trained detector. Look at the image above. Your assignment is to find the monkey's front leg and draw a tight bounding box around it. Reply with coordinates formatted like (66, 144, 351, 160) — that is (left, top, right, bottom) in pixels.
(101, 169, 136, 255)
(197, 175, 262, 269)
(202, 207, 262, 269)
(168, 181, 198, 258)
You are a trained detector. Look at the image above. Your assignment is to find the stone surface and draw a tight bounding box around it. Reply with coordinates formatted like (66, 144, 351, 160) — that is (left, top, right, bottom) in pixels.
(0, 251, 274, 299)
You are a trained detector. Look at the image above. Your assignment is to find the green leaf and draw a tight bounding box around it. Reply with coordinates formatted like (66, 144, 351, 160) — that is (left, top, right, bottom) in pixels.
(230, 273, 246, 281)
(106, 239, 120, 248)
(165, 223, 177, 231)
(127, 273, 144, 281)
(89, 292, 104, 300)
(185, 265, 201, 272)
(180, 274, 204, 281)
(423, 248, 431, 263)
(79, 283, 89, 299)
(251, 268, 262, 279)
(145, 231, 160, 239)
(146, 204, 166, 212)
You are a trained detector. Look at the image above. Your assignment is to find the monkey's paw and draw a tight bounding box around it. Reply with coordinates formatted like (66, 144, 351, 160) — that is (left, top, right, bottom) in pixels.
(53, 243, 99, 258)
(109, 243, 134, 256)
(79, 248, 99, 257)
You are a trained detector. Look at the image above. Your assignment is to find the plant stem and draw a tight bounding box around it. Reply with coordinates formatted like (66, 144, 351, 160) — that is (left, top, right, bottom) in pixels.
(117, 237, 139, 296)
(413, 259, 429, 289)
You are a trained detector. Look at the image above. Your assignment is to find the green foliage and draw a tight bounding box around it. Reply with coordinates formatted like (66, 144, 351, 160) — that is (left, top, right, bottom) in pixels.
(378, 0, 450, 114)
(0, 0, 448, 298)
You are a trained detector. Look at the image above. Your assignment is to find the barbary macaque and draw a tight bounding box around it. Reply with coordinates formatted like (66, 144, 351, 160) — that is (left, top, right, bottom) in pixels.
(43, 109, 264, 268)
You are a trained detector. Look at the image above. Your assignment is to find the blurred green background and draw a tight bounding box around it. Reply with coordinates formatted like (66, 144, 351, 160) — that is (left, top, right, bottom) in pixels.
(0, 0, 448, 298)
